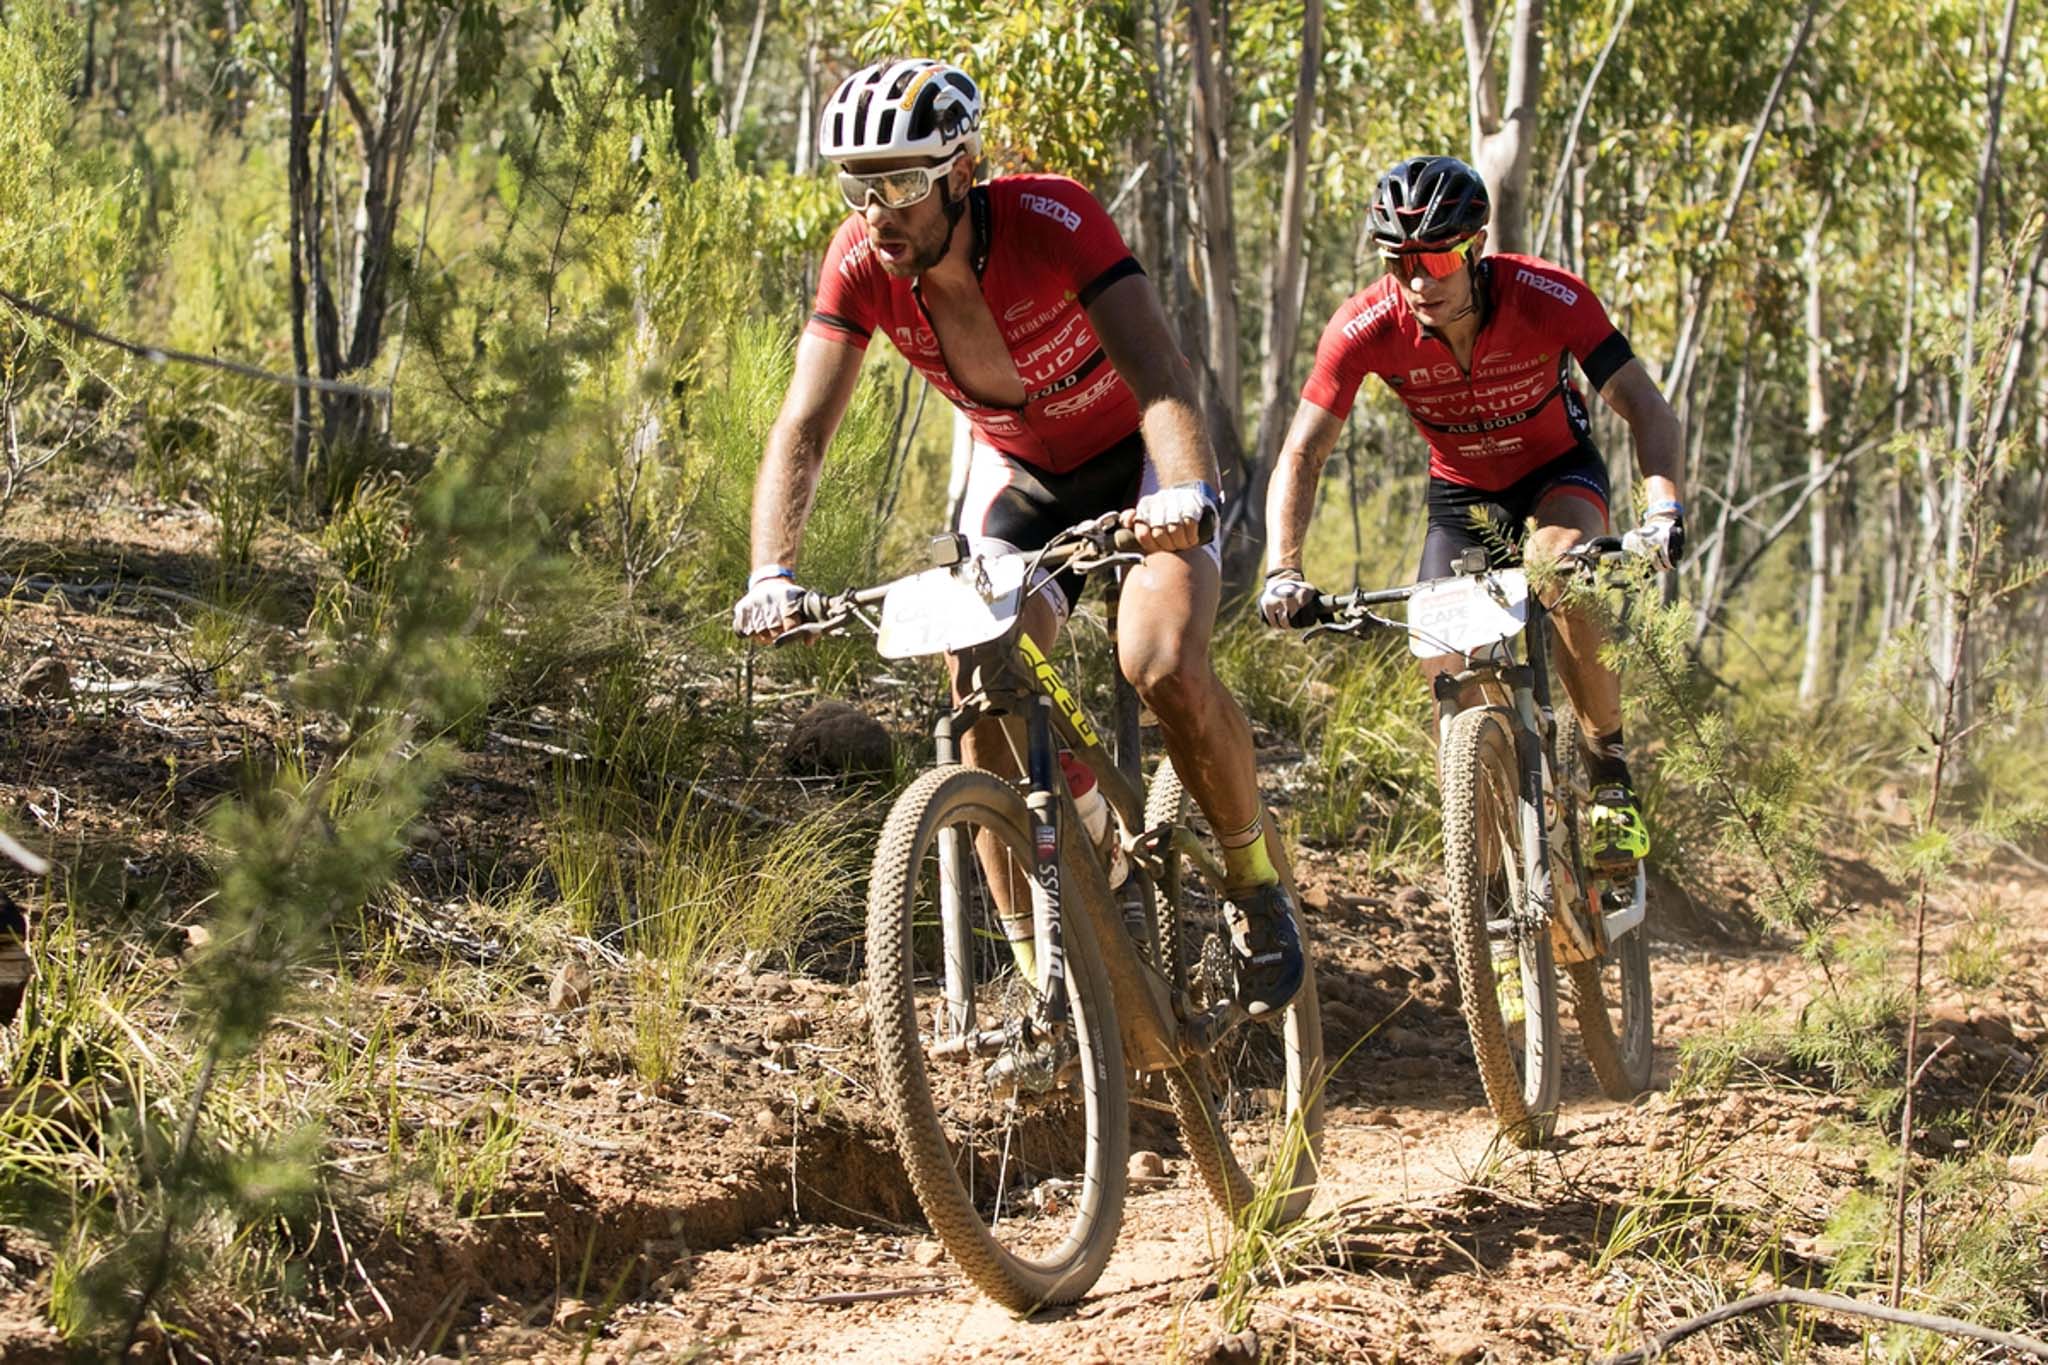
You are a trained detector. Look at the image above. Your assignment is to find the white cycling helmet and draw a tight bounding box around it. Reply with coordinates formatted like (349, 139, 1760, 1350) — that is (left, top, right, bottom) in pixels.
(820, 58, 983, 166)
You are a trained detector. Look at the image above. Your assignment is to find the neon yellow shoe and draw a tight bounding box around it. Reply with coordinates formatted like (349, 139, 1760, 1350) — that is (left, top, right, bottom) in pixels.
(1587, 783, 1650, 868)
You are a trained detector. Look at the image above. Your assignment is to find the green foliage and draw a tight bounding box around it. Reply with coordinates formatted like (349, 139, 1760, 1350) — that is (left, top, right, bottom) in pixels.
(855, 1, 1149, 181)
(0, 0, 136, 507)
(546, 776, 863, 1082)
(1210, 621, 1437, 863)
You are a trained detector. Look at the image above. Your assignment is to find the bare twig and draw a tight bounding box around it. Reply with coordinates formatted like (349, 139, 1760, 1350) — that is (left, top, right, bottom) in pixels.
(1591, 1287, 2048, 1363)
(788, 1285, 949, 1306)
(0, 284, 390, 403)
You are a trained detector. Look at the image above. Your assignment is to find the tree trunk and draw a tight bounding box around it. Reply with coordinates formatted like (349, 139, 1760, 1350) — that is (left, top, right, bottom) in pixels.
(287, 0, 315, 487)
(723, 0, 769, 139)
(1145, 0, 1194, 362)
(1186, 0, 1240, 435)
(1692, 353, 1752, 647)
(1937, 0, 2020, 735)
(1461, 0, 1543, 253)
(1663, 0, 1821, 405)
(792, 9, 818, 175)
(1535, 0, 1630, 258)
(1243, 0, 1323, 558)
(80, 0, 97, 98)
(1797, 215, 1830, 704)
(157, 0, 180, 112)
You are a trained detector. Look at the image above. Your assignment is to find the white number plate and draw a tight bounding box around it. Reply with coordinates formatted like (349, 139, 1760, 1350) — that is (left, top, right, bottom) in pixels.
(1404, 569, 1530, 659)
(876, 554, 1027, 660)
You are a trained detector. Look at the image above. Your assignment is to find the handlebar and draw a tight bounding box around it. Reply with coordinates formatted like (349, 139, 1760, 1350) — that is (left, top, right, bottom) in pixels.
(781, 506, 1218, 640)
(1291, 535, 1631, 632)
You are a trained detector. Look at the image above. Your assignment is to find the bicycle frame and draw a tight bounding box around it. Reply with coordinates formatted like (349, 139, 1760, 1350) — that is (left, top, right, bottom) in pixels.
(927, 565, 1229, 1075)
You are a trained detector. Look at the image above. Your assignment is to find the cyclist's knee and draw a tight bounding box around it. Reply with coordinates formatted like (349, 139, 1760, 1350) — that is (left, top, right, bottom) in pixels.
(1119, 633, 1208, 712)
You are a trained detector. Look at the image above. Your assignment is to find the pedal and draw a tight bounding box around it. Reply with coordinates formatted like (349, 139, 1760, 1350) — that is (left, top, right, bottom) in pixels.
(1179, 999, 1248, 1058)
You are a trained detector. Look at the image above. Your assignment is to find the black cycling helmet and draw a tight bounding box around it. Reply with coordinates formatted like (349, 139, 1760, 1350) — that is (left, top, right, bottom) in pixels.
(1368, 156, 1490, 251)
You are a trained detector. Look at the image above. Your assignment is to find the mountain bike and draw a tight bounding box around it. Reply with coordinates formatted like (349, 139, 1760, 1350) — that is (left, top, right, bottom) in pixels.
(1288, 538, 1652, 1147)
(784, 515, 1324, 1312)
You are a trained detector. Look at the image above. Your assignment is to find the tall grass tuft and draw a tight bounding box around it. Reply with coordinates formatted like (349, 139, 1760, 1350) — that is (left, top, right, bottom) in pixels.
(547, 777, 864, 1082)
(1211, 619, 1439, 865)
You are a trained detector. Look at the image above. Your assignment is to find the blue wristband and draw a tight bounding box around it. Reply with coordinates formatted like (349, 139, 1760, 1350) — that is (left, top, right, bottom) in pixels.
(1646, 499, 1683, 518)
(749, 564, 796, 586)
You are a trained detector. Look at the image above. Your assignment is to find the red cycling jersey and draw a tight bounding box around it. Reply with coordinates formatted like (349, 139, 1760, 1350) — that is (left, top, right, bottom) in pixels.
(1301, 253, 1636, 491)
(805, 174, 1147, 475)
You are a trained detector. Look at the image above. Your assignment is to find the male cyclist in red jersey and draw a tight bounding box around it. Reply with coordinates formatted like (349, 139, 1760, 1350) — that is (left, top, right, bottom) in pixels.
(732, 58, 1303, 1018)
(1260, 155, 1686, 868)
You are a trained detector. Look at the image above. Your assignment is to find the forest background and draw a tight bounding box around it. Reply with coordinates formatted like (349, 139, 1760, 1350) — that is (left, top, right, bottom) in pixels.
(0, 0, 2045, 1355)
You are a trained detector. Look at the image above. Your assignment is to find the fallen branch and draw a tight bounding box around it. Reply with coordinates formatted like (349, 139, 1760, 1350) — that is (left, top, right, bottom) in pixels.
(789, 1285, 949, 1307)
(0, 283, 391, 404)
(1591, 1288, 2048, 1364)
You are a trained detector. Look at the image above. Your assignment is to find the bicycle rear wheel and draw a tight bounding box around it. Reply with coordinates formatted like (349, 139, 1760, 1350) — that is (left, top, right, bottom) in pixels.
(1551, 709, 1655, 1100)
(1440, 707, 1560, 1147)
(867, 766, 1128, 1313)
(1144, 760, 1324, 1225)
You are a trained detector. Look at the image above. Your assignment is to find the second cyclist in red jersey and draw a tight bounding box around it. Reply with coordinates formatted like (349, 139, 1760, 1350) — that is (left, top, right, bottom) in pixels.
(1261, 155, 1687, 868)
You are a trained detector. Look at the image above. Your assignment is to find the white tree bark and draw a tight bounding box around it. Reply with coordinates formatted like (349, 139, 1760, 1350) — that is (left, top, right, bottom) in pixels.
(1461, 0, 1543, 254)
(1797, 212, 1831, 704)
(1936, 0, 2020, 726)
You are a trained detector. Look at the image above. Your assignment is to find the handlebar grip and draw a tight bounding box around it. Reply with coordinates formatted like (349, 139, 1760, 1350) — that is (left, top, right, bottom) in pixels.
(1109, 504, 1219, 556)
(1291, 593, 1337, 629)
(798, 589, 832, 622)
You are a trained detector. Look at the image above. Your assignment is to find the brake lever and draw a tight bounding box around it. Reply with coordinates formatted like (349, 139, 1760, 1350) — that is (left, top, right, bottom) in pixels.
(771, 616, 847, 646)
(1066, 548, 1145, 576)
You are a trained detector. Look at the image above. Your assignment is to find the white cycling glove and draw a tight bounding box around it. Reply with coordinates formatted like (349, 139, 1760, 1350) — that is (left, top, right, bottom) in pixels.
(1621, 501, 1686, 572)
(732, 566, 808, 641)
(1126, 480, 1219, 552)
(1259, 571, 1319, 629)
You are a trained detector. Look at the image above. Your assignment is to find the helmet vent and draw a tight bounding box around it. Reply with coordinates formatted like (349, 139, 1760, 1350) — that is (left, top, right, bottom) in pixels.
(877, 108, 897, 145)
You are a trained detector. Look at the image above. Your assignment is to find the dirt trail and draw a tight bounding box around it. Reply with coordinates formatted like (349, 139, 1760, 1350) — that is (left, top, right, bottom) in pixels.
(444, 854, 2048, 1365)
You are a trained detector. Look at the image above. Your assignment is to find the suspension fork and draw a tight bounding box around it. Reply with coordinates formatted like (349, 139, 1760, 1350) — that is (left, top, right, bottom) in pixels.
(1526, 617, 1601, 963)
(1023, 695, 1069, 1023)
(933, 711, 974, 1036)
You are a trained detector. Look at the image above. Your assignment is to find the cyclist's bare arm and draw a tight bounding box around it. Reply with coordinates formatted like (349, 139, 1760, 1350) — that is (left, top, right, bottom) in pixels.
(748, 332, 866, 572)
(1087, 275, 1218, 553)
(1597, 358, 1685, 507)
(1263, 400, 1346, 576)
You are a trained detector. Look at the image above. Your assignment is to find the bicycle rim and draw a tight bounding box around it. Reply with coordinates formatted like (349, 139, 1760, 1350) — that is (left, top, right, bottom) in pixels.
(866, 766, 1128, 1312)
(1441, 707, 1560, 1147)
(1145, 759, 1324, 1224)
(1551, 709, 1655, 1099)
(1566, 924, 1654, 1099)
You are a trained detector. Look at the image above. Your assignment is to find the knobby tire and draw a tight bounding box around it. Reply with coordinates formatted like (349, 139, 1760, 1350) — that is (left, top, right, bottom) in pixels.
(866, 766, 1129, 1313)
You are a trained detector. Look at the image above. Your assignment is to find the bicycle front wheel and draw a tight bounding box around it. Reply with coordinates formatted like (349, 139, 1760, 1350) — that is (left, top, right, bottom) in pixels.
(866, 765, 1128, 1313)
(1145, 759, 1324, 1226)
(1440, 707, 1560, 1147)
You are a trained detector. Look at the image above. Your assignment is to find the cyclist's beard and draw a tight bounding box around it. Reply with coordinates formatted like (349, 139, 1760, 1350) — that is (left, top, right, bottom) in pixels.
(878, 205, 954, 277)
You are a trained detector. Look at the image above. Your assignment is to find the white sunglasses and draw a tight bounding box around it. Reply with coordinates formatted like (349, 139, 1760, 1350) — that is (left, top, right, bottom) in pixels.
(837, 150, 967, 212)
